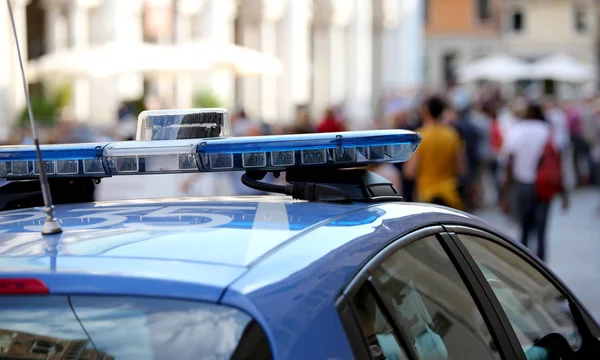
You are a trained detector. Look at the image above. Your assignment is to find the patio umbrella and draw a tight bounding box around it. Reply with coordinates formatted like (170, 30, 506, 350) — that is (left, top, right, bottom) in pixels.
(27, 40, 283, 81)
(530, 53, 593, 82)
(457, 54, 532, 83)
(174, 40, 283, 76)
(26, 42, 175, 81)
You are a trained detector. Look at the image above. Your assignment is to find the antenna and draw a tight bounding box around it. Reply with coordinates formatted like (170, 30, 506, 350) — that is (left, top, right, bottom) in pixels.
(6, 0, 61, 234)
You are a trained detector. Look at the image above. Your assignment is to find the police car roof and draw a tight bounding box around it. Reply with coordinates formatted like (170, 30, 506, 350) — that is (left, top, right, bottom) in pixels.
(0, 197, 494, 302)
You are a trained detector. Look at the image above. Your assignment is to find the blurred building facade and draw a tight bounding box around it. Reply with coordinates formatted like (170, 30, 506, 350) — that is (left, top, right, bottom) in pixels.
(0, 0, 425, 137)
(424, 0, 504, 89)
(502, 0, 597, 64)
(424, 0, 599, 92)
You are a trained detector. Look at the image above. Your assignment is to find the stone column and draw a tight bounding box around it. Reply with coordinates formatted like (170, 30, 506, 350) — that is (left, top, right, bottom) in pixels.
(0, 2, 15, 138)
(373, 0, 401, 120)
(193, 0, 237, 108)
(146, 0, 175, 108)
(260, 0, 286, 123)
(173, 0, 200, 108)
(1, 0, 30, 136)
(68, 0, 98, 122)
(88, 0, 144, 125)
(277, 0, 311, 124)
(43, 0, 68, 53)
(345, 0, 372, 130)
(311, 0, 353, 119)
(397, 0, 424, 91)
(239, 0, 285, 122)
(0, 3, 9, 140)
(239, 21, 261, 118)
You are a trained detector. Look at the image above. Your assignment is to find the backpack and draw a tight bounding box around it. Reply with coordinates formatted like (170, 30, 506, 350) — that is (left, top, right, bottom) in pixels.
(535, 134, 563, 202)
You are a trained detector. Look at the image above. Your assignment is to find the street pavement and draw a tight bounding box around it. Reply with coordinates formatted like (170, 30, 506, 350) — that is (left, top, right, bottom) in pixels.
(473, 188, 600, 322)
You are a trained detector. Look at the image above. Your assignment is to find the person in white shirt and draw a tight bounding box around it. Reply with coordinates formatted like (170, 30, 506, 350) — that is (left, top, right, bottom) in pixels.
(543, 98, 570, 153)
(497, 100, 520, 139)
(500, 102, 569, 261)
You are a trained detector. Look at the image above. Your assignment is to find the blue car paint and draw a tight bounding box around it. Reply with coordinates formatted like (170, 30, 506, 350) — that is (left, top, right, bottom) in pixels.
(0, 271, 242, 302)
(0, 196, 507, 360)
(0, 197, 368, 268)
(222, 203, 495, 360)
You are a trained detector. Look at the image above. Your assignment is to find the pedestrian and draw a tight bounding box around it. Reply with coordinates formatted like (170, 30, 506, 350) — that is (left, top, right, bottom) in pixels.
(291, 106, 315, 134)
(317, 107, 345, 133)
(581, 95, 599, 186)
(590, 103, 600, 213)
(403, 95, 466, 210)
(565, 100, 590, 187)
(500, 101, 569, 261)
(391, 110, 416, 202)
(543, 98, 570, 154)
(448, 88, 481, 211)
(231, 109, 253, 137)
(471, 100, 493, 208)
(484, 102, 503, 204)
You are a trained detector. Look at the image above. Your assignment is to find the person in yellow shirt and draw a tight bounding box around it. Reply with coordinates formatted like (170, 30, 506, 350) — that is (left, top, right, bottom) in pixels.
(404, 95, 467, 210)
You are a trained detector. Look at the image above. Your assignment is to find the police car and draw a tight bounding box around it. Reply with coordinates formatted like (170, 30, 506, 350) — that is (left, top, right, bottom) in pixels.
(0, 109, 597, 360)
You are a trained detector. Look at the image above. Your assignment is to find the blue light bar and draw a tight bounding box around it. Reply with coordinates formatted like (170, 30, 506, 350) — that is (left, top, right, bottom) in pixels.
(0, 130, 421, 179)
(0, 143, 107, 178)
(195, 130, 421, 171)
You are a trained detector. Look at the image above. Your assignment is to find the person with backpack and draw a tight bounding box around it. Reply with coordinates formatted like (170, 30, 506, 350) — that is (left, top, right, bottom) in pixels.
(500, 101, 569, 262)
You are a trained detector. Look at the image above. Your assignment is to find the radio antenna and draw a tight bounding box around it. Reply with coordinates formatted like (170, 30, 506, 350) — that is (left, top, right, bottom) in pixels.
(6, 0, 61, 234)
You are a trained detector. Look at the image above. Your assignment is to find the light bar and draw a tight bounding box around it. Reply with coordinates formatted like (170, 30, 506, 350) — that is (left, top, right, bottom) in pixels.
(103, 140, 199, 174)
(196, 130, 421, 171)
(0, 130, 421, 179)
(136, 108, 231, 141)
(0, 143, 107, 178)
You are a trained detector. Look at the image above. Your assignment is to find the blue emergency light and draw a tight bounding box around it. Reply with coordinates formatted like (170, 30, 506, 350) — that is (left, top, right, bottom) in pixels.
(0, 109, 422, 179)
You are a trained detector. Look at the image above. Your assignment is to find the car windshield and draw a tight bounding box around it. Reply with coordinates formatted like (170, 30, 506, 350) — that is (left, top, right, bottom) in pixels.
(0, 295, 272, 360)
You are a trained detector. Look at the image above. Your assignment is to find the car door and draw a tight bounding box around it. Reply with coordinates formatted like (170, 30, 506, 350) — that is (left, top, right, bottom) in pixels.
(446, 225, 600, 360)
(336, 226, 524, 360)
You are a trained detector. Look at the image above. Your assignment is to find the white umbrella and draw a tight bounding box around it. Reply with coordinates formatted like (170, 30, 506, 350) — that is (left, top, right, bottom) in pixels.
(174, 40, 283, 76)
(457, 54, 532, 83)
(27, 41, 283, 81)
(26, 42, 175, 81)
(530, 53, 593, 82)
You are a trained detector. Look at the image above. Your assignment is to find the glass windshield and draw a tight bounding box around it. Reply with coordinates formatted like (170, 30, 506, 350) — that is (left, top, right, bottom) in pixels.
(0, 295, 272, 360)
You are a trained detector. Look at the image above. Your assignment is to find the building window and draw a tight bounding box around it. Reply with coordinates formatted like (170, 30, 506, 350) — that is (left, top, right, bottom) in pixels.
(443, 52, 459, 88)
(477, 0, 492, 22)
(510, 8, 524, 32)
(574, 7, 587, 33)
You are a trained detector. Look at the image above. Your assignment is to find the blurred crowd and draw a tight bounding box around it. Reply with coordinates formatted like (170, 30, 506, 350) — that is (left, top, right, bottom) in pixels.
(4, 84, 600, 260)
(175, 84, 600, 261)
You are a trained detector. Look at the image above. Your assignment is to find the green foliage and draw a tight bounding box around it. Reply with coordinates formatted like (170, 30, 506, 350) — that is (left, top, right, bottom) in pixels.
(131, 96, 147, 114)
(193, 90, 221, 108)
(18, 93, 58, 128)
(17, 81, 73, 128)
(53, 82, 72, 108)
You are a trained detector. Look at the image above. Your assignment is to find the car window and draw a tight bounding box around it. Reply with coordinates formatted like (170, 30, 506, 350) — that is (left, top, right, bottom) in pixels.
(371, 235, 502, 360)
(353, 284, 409, 360)
(459, 234, 582, 358)
(0, 295, 272, 360)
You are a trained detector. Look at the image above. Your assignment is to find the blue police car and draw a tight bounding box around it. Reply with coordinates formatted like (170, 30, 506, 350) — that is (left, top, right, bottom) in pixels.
(0, 109, 596, 360)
